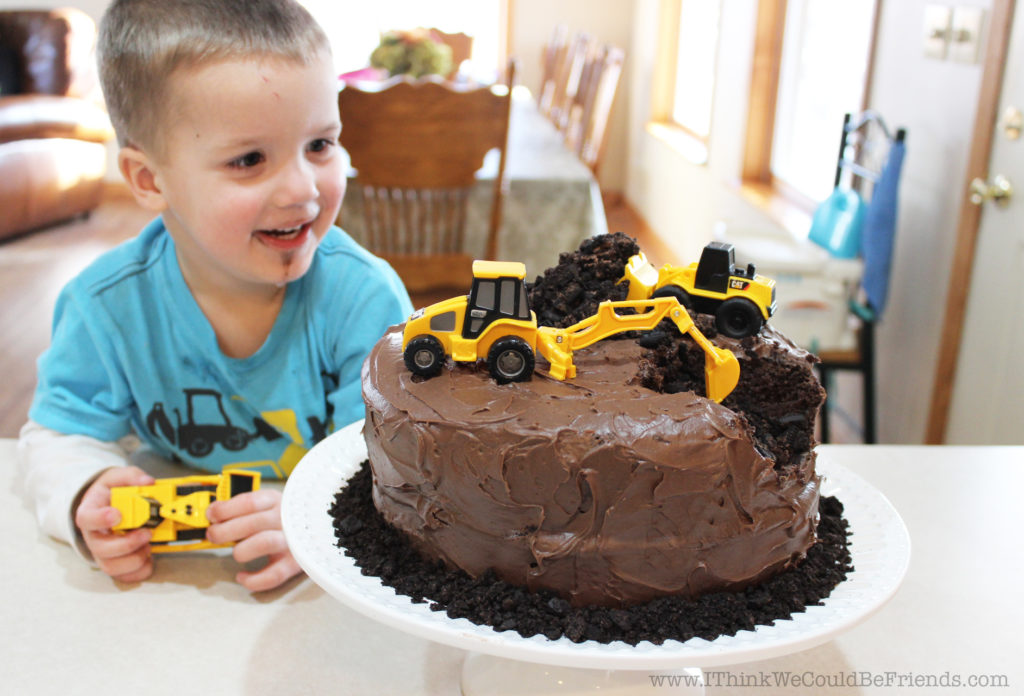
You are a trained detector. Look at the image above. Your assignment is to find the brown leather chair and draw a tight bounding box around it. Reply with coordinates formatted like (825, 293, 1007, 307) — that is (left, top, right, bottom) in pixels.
(0, 8, 115, 241)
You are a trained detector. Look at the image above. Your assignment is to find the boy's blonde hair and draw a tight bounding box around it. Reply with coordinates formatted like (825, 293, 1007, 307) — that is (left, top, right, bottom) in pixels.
(98, 0, 331, 152)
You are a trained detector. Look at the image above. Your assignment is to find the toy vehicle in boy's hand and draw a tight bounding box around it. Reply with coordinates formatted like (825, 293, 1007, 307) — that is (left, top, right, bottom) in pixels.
(622, 241, 777, 338)
(110, 471, 261, 553)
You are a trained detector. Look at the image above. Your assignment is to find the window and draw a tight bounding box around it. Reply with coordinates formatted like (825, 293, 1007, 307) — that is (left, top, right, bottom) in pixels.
(744, 0, 878, 206)
(671, 0, 722, 140)
(474, 279, 496, 310)
(649, 0, 723, 164)
(772, 0, 877, 201)
(299, 1, 506, 81)
(499, 278, 517, 316)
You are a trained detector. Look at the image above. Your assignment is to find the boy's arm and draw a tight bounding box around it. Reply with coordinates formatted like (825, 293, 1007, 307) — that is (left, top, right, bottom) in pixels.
(16, 420, 129, 559)
(327, 258, 413, 428)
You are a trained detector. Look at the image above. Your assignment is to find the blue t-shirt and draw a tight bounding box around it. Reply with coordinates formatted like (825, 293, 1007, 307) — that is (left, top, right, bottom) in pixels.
(30, 218, 412, 478)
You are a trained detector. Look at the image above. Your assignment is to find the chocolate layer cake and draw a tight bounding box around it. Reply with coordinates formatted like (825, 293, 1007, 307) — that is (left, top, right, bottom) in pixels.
(362, 234, 825, 608)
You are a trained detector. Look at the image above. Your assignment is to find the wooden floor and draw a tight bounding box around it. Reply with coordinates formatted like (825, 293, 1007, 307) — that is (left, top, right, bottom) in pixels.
(0, 192, 661, 437)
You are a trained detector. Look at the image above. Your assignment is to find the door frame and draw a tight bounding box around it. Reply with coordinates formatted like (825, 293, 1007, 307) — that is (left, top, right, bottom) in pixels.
(926, 0, 1017, 443)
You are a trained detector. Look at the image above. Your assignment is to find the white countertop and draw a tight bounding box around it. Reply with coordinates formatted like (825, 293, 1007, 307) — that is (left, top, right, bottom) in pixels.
(4, 442, 1022, 694)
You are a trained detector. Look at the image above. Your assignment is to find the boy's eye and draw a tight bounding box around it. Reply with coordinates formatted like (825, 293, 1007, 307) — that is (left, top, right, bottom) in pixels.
(229, 151, 265, 169)
(308, 138, 335, 154)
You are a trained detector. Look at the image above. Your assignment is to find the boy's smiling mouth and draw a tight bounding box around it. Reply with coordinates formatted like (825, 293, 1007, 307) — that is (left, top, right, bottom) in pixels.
(259, 223, 305, 239)
(254, 221, 314, 249)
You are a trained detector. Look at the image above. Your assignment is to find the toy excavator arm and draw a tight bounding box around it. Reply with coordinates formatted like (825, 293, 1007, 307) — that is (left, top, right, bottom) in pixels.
(548, 298, 694, 352)
(668, 315, 741, 403)
(536, 297, 739, 402)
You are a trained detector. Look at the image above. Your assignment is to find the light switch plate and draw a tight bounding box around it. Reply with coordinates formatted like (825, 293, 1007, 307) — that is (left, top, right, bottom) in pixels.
(923, 5, 952, 60)
(950, 6, 985, 63)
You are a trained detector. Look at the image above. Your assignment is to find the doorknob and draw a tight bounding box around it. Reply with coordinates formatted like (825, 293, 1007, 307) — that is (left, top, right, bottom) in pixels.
(969, 175, 1013, 207)
(1001, 106, 1022, 140)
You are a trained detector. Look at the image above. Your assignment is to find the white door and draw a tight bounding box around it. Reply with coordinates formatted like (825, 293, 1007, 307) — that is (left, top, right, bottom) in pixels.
(947, 7, 1024, 443)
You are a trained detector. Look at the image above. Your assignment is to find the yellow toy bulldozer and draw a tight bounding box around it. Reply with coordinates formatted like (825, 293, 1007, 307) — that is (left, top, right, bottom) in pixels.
(110, 470, 260, 553)
(402, 260, 740, 402)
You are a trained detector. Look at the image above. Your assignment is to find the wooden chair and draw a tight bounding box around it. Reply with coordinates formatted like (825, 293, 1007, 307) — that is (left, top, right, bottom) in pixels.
(547, 32, 593, 133)
(538, 25, 568, 118)
(564, 43, 624, 176)
(429, 28, 473, 78)
(338, 63, 514, 293)
(816, 112, 907, 444)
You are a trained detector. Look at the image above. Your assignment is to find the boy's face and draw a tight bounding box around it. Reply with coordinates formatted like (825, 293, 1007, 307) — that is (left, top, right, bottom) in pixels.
(148, 52, 344, 293)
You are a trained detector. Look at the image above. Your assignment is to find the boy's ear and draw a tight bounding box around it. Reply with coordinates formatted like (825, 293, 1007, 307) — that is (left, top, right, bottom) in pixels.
(118, 146, 168, 212)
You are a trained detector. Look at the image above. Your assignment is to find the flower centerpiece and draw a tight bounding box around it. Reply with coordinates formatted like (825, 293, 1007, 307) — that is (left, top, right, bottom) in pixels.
(369, 28, 453, 78)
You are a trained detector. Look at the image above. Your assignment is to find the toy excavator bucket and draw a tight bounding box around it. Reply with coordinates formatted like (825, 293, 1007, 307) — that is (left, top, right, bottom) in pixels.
(703, 348, 740, 403)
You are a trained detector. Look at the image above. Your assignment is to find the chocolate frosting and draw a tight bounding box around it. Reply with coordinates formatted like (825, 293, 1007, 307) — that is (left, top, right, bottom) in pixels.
(362, 327, 820, 608)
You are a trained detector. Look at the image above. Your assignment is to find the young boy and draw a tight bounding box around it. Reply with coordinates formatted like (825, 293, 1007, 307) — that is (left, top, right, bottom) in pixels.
(16, 0, 412, 592)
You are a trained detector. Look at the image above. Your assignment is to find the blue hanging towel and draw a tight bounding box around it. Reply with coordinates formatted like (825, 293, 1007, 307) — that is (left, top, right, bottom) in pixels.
(861, 137, 906, 316)
(808, 187, 866, 259)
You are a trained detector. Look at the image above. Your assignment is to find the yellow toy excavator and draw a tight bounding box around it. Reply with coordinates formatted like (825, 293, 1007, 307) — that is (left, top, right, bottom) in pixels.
(402, 260, 740, 402)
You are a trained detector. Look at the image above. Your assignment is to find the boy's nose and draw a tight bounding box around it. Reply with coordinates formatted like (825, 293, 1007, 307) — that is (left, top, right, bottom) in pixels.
(274, 159, 319, 208)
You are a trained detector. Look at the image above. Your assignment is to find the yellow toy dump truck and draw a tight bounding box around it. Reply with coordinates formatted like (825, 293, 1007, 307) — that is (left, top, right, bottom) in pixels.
(402, 260, 740, 402)
(111, 470, 260, 553)
(622, 241, 776, 338)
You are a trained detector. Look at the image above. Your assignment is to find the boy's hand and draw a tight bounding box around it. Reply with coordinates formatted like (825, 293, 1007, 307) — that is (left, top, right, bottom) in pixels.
(206, 489, 302, 592)
(75, 466, 156, 583)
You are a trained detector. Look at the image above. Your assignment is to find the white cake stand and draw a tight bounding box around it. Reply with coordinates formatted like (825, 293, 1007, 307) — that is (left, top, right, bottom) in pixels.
(282, 420, 910, 695)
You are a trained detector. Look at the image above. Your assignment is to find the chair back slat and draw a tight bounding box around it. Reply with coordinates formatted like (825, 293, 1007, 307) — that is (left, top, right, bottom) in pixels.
(548, 32, 592, 133)
(538, 25, 568, 117)
(573, 44, 624, 176)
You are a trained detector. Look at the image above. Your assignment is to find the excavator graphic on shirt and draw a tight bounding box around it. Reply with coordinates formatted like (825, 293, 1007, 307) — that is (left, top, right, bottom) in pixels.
(144, 384, 335, 477)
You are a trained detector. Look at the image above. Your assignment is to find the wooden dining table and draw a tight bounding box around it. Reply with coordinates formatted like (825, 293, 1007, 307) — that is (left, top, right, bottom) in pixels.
(337, 86, 608, 279)
(3, 442, 1021, 694)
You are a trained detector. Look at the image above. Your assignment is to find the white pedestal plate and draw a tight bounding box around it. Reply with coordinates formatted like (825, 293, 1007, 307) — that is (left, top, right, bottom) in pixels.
(282, 420, 910, 696)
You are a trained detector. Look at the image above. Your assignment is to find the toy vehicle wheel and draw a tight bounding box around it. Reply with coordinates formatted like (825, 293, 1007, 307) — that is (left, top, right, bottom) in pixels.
(404, 335, 445, 377)
(187, 437, 213, 458)
(487, 337, 535, 383)
(652, 285, 693, 310)
(223, 431, 247, 451)
(716, 298, 763, 338)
